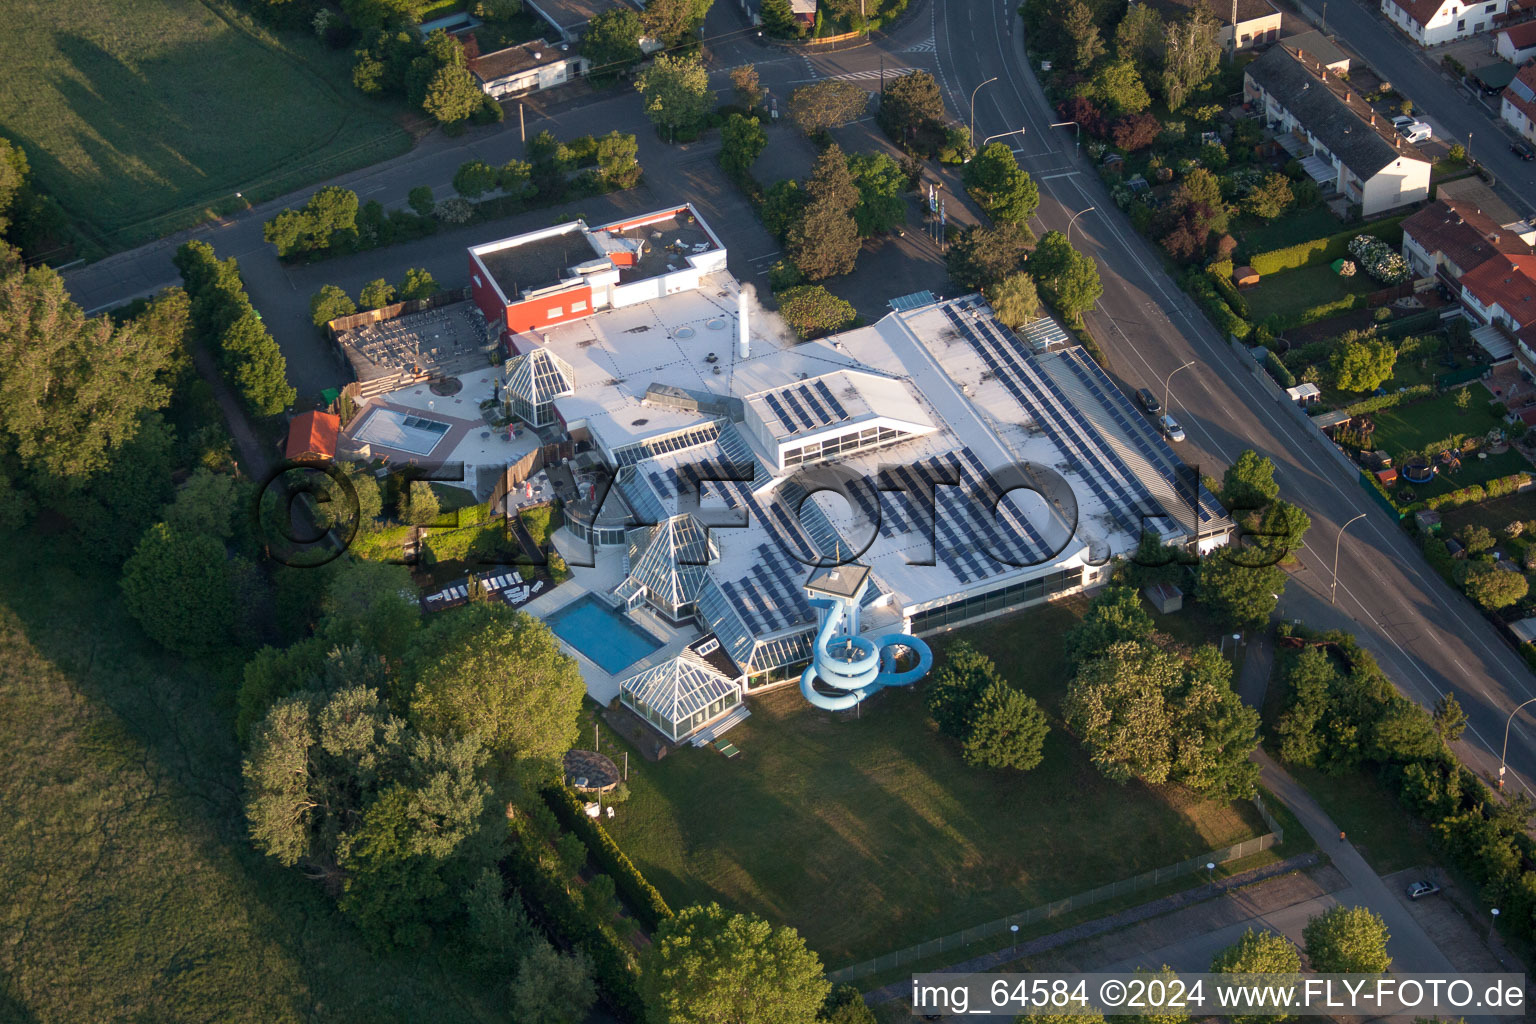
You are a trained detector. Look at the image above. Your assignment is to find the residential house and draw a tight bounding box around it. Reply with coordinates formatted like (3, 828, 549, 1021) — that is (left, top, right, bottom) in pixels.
(285, 411, 340, 463)
(1281, 29, 1351, 72)
(1460, 254, 1536, 332)
(789, 0, 817, 26)
(1502, 63, 1536, 143)
(1143, 0, 1283, 51)
(525, 0, 627, 43)
(1401, 198, 1535, 283)
(1495, 20, 1536, 63)
(468, 40, 589, 99)
(1381, 0, 1508, 46)
(1244, 44, 1432, 216)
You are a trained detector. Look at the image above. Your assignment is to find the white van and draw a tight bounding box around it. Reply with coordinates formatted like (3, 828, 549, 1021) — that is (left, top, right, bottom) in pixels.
(1400, 121, 1432, 144)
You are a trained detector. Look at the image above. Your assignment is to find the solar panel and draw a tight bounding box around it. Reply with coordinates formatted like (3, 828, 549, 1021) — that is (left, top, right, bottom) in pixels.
(813, 380, 848, 421)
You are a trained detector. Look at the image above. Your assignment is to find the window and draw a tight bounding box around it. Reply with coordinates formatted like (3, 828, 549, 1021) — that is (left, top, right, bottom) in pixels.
(570, 300, 587, 312)
(1458, 17, 1466, 28)
(1486, 3, 1496, 10)
(545, 306, 563, 318)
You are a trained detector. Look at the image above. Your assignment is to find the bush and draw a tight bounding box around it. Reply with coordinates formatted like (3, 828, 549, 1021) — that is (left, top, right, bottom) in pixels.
(542, 785, 674, 931)
(1425, 473, 1532, 511)
(1337, 384, 1433, 417)
(1347, 234, 1411, 284)
(776, 285, 857, 339)
(1186, 272, 1251, 339)
(1264, 349, 1296, 388)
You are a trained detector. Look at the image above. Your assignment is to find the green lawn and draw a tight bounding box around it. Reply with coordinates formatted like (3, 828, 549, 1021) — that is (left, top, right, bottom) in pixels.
(0, 530, 498, 1022)
(0, 0, 409, 253)
(1235, 206, 1344, 255)
(1440, 491, 1536, 538)
(1369, 384, 1503, 458)
(601, 598, 1270, 967)
(1244, 264, 1378, 323)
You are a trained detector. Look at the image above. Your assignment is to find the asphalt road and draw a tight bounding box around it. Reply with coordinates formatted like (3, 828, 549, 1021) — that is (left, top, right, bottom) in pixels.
(55, 2, 1536, 795)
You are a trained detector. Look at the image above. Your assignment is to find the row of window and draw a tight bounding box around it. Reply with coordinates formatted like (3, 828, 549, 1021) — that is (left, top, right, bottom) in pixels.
(622, 688, 740, 740)
(541, 299, 589, 320)
(781, 425, 911, 469)
(566, 518, 628, 546)
(908, 566, 1083, 635)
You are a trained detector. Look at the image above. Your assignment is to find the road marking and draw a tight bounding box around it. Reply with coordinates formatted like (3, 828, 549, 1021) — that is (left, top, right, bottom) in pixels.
(1038, 171, 1079, 180)
(747, 250, 782, 262)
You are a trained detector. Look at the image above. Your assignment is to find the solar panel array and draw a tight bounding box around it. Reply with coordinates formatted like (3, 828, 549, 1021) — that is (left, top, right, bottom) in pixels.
(759, 379, 850, 436)
(855, 448, 1053, 584)
(1055, 347, 1222, 525)
(941, 301, 1152, 536)
(612, 420, 724, 467)
(720, 544, 813, 635)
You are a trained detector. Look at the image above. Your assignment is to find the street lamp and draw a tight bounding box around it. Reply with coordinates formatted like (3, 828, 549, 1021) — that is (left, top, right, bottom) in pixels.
(969, 77, 998, 148)
(1206, 861, 1216, 885)
(1050, 120, 1081, 152)
(1010, 923, 1019, 952)
(1491, 907, 1501, 940)
(982, 127, 1026, 147)
(1497, 696, 1536, 788)
(1331, 511, 1368, 606)
(1162, 360, 1195, 425)
(1067, 205, 1096, 247)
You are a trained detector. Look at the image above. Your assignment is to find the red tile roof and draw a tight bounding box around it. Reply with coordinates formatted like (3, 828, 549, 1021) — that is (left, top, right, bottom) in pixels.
(1499, 20, 1536, 49)
(1461, 254, 1536, 325)
(1384, 0, 1447, 29)
(1402, 198, 1534, 274)
(286, 411, 340, 462)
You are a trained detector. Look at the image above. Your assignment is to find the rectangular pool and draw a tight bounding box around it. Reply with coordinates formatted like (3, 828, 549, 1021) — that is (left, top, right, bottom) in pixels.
(546, 594, 664, 674)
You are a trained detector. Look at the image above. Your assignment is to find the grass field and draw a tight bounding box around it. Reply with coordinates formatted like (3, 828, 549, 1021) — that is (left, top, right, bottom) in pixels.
(1235, 206, 1344, 255)
(1369, 384, 1503, 458)
(1244, 264, 1378, 323)
(601, 597, 1271, 967)
(0, 0, 410, 254)
(0, 530, 498, 1023)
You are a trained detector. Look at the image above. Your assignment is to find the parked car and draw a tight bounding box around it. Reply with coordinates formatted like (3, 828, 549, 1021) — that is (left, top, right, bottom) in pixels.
(1512, 141, 1535, 162)
(1159, 414, 1186, 442)
(1137, 387, 1161, 413)
(1391, 114, 1416, 131)
(1399, 121, 1433, 144)
(1407, 880, 1441, 900)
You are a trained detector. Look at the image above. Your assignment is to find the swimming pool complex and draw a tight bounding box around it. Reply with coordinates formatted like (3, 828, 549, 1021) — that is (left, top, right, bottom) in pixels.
(353, 407, 453, 456)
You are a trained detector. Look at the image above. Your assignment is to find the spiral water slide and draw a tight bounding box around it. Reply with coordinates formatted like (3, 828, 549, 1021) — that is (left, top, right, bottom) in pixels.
(798, 598, 933, 711)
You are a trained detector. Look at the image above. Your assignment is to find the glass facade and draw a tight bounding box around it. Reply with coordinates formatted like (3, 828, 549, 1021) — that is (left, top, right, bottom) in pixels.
(908, 566, 1082, 634)
(567, 517, 628, 547)
(622, 687, 740, 741)
(781, 425, 911, 469)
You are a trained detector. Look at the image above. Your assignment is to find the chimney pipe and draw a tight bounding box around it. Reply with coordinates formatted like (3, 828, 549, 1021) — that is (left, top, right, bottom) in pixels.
(738, 289, 750, 359)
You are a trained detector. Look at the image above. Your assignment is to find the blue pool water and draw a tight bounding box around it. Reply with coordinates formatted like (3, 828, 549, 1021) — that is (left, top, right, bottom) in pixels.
(546, 595, 664, 674)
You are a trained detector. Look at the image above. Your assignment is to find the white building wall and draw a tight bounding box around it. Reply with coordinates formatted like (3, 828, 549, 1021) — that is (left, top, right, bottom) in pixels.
(1359, 158, 1431, 216)
(1504, 96, 1536, 142)
(1497, 33, 1536, 62)
(1382, 0, 1507, 44)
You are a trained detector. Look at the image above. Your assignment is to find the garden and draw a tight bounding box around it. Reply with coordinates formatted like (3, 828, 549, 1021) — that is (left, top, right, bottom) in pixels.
(601, 596, 1273, 967)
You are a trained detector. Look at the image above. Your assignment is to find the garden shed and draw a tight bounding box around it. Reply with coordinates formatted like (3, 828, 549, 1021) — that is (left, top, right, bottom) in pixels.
(1509, 617, 1536, 644)
(1143, 582, 1184, 614)
(1234, 266, 1260, 288)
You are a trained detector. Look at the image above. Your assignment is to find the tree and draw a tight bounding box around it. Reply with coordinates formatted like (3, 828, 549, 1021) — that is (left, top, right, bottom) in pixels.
(453, 160, 500, 198)
(641, 0, 712, 44)
(963, 144, 1040, 225)
(120, 522, 234, 655)
(1161, 8, 1222, 111)
(1057, 0, 1105, 69)
(1089, 58, 1151, 117)
(1243, 173, 1294, 220)
(511, 941, 597, 1023)
(360, 278, 397, 310)
(720, 115, 768, 181)
(1115, 3, 1164, 76)
(805, 144, 859, 210)
(408, 185, 436, 216)
(1110, 112, 1162, 151)
(397, 267, 438, 301)
(788, 199, 860, 280)
(760, 0, 800, 36)
(985, 272, 1041, 328)
(220, 311, 297, 416)
(635, 52, 713, 140)
(731, 64, 765, 109)
(1064, 641, 1181, 783)
(581, 8, 645, 80)
(641, 903, 829, 1024)
(1057, 95, 1106, 139)
(788, 80, 869, 137)
(1210, 928, 1302, 1017)
(926, 640, 1004, 738)
(463, 868, 538, 978)
(422, 63, 482, 124)
(322, 558, 419, 663)
(407, 602, 585, 789)
(1333, 338, 1396, 392)
(1246, 500, 1310, 565)
(1303, 905, 1391, 974)
(776, 285, 856, 339)
(1462, 524, 1495, 554)
(1463, 563, 1529, 610)
(1036, 240, 1103, 323)
(0, 266, 178, 482)
(1198, 553, 1285, 631)
(1433, 692, 1468, 742)
(878, 71, 947, 152)
(822, 984, 877, 1024)
(962, 681, 1050, 771)
(947, 223, 1032, 291)
(847, 151, 906, 236)
(761, 179, 809, 240)
(264, 186, 360, 258)
(1176, 647, 1261, 798)
(402, 479, 440, 525)
(162, 467, 242, 540)
(1222, 450, 1280, 510)
(1275, 647, 1336, 766)
(311, 284, 357, 327)
(1065, 586, 1154, 667)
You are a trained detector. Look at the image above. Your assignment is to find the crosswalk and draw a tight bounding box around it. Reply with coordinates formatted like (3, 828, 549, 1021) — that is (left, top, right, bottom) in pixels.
(827, 65, 922, 81)
(903, 39, 936, 52)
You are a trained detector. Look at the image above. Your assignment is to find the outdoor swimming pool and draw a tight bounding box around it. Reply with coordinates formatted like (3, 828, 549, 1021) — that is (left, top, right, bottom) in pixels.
(353, 407, 452, 456)
(546, 594, 664, 674)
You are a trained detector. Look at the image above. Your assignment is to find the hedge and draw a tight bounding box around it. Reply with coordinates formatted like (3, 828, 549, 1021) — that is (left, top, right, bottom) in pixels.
(1187, 273, 1252, 339)
(543, 785, 674, 931)
(1423, 472, 1533, 511)
(502, 826, 645, 1021)
(1248, 215, 1407, 276)
(1379, 309, 1441, 339)
(1336, 383, 1433, 417)
(1211, 270, 1250, 318)
(1264, 349, 1296, 388)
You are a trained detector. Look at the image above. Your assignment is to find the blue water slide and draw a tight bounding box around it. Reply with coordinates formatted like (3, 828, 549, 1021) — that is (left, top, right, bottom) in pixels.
(798, 598, 933, 711)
